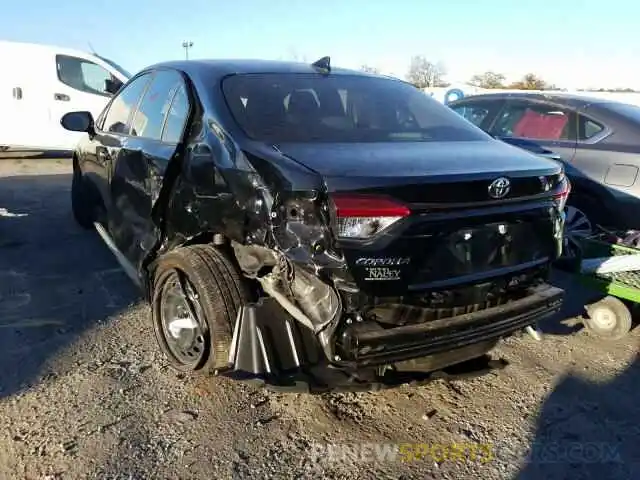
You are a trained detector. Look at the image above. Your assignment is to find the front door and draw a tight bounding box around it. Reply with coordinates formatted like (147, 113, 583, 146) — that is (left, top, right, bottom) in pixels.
(49, 54, 120, 151)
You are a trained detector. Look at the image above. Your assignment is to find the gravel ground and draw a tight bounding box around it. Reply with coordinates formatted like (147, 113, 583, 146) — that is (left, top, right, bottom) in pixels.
(0, 158, 638, 480)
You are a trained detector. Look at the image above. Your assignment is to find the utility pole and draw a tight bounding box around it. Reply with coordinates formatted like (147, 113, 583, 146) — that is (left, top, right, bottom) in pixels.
(182, 40, 193, 60)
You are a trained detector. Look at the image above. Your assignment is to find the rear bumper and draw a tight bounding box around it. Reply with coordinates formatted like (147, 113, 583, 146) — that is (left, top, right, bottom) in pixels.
(338, 283, 564, 367)
(223, 283, 563, 391)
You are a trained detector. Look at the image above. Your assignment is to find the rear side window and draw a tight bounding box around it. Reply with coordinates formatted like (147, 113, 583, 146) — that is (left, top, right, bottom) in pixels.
(56, 55, 115, 97)
(101, 74, 151, 134)
(578, 116, 605, 140)
(492, 102, 573, 140)
(131, 71, 183, 140)
(221, 73, 489, 143)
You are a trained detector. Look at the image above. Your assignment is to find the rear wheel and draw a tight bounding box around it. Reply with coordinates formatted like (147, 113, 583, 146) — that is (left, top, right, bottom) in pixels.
(562, 204, 594, 258)
(562, 191, 608, 259)
(71, 167, 96, 229)
(151, 244, 250, 374)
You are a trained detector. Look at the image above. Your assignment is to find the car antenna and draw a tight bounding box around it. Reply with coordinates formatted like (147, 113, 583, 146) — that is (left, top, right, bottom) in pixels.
(87, 41, 97, 55)
(311, 56, 331, 74)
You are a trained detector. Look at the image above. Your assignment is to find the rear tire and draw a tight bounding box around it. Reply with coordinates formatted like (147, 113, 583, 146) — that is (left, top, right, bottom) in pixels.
(562, 194, 602, 259)
(71, 167, 95, 229)
(583, 296, 633, 340)
(151, 244, 250, 374)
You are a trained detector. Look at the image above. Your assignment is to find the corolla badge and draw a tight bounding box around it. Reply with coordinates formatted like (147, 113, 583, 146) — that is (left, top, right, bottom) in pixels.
(488, 177, 511, 199)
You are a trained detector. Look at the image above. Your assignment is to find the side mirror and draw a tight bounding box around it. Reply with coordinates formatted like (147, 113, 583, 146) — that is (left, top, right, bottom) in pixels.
(61, 111, 95, 133)
(105, 78, 123, 95)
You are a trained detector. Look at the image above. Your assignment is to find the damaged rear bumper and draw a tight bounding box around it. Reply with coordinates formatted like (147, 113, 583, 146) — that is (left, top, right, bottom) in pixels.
(338, 283, 563, 367)
(222, 283, 563, 392)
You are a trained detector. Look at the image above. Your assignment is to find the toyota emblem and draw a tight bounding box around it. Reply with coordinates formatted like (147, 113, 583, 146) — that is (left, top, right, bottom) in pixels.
(488, 177, 511, 199)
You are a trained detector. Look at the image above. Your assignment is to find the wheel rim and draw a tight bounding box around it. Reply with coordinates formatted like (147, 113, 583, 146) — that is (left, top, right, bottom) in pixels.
(590, 306, 617, 330)
(159, 272, 207, 366)
(562, 205, 593, 257)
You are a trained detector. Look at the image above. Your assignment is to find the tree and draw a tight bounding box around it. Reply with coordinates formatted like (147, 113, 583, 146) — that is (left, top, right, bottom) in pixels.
(405, 55, 446, 88)
(360, 64, 380, 74)
(286, 48, 308, 63)
(508, 73, 549, 90)
(469, 71, 506, 89)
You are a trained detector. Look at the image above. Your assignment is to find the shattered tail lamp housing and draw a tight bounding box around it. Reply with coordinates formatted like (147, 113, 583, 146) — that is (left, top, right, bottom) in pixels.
(331, 194, 411, 240)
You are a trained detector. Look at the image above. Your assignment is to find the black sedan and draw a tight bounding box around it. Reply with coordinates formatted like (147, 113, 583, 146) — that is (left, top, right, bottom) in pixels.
(60, 57, 566, 391)
(449, 92, 640, 240)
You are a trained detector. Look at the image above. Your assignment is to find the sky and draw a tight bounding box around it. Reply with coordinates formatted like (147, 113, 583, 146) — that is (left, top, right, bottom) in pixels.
(1, 0, 639, 89)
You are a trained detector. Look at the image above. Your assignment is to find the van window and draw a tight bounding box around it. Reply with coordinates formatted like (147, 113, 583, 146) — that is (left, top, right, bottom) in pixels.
(162, 84, 190, 143)
(56, 54, 116, 96)
(102, 74, 151, 135)
(131, 71, 183, 141)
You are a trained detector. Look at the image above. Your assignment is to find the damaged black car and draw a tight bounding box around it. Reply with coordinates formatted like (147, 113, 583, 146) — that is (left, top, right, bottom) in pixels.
(61, 56, 568, 392)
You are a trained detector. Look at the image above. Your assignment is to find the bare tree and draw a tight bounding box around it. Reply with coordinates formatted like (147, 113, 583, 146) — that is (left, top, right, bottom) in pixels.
(508, 73, 550, 90)
(469, 71, 506, 89)
(286, 48, 308, 63)
(360, 64, 380, 74)
(405, 56, 446, 88)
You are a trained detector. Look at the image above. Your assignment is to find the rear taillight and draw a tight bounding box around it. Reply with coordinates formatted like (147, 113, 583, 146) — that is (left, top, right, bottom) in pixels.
(330, 194, 410, 239)
(553, 174, 571, 211)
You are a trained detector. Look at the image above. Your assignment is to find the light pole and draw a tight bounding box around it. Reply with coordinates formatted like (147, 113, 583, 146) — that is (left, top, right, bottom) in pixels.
(182, 41, 193, 60)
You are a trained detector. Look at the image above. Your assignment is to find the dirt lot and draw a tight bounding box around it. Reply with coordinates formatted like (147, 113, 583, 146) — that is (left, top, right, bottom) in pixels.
(0, 158, 638, 480)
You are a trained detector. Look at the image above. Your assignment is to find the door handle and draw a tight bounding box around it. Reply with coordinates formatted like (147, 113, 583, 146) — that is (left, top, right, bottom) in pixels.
(54, 93, 70, 101)
(12, 87, 22, 100)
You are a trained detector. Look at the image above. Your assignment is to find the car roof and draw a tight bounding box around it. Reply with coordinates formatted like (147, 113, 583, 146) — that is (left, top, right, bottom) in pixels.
(451, 91, 610, 109)
(141, 58, 400, 83)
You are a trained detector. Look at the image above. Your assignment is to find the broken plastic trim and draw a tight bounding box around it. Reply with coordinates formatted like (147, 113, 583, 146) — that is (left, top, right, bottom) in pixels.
(256, 265, 342, 334)
(227, 304, 273, 377)
(257, 274, 316, 332)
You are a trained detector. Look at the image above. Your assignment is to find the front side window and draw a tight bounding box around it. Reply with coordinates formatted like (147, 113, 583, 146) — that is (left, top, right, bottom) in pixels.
(101, 74, 151, 135)
(492, 102, 573, 140)
(450, 103, 491, 127)
(221, 73, 490, 143)
(56, 55, 115, 96)
(131, 71, 183, 140)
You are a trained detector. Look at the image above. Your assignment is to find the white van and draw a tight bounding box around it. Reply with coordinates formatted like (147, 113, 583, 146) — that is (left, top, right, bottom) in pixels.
(0, 40, 131, 153)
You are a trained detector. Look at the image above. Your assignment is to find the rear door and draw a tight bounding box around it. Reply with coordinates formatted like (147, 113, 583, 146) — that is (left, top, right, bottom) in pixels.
(488, 99, 578, 162)
(107, 69, 190, 270)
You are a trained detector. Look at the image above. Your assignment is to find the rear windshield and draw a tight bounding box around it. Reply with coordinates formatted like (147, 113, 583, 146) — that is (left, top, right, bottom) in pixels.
(221, 73, 489, 143)
(602, 101, 640, 123)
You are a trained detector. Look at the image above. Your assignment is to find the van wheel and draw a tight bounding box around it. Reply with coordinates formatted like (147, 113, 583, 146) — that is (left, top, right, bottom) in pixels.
(71, 168, 95, 229)
(151, 244, 250, 374)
